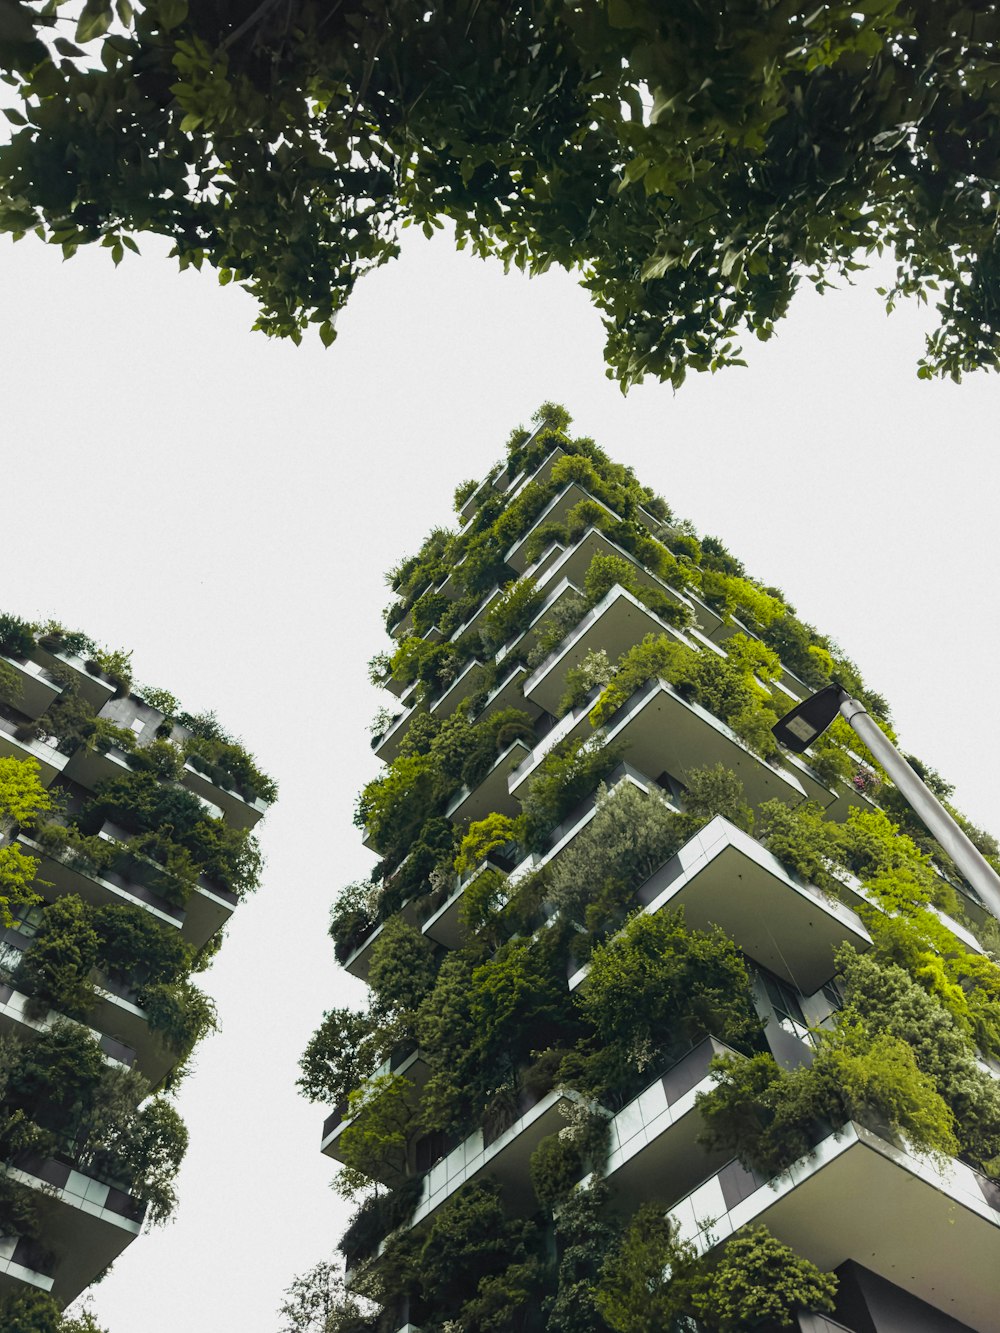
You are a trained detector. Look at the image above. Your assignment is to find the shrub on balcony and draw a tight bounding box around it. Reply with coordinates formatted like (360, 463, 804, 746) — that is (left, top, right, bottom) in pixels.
(696, 1225, 839, 1330)
(520, 735, 626, 852)
(183, 735, 278, 804)
(575, 911, 762, 1101)
(548, 780, 691, 936)
(333, 1073, 417, 1199)
(454, 812, 523, 876)
(416, 1179, 544, 1325)
(0, 660, 21, 708)
(836, 947, 1000, 1175)
(297, 1007, 382, 1109)
(479, 577, 544, 655)
(681, 763, 754, 832)
(0, 614, 36, 659)
(139, 978, 217, 1057)
(339, 1174, 423, 1267)
(16, 895, 99, 1020)
(698, 1021, 958, 1179)
(367, 918, 437, 1026)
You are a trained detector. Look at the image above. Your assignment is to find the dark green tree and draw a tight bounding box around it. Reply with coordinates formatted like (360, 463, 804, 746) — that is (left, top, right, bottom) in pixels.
(5, 2, 1000, 386)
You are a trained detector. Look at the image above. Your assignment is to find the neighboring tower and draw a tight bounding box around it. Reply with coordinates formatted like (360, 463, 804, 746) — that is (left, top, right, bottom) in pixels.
(0, 615, 274, 1325)
(303, 405, 1000, 1333)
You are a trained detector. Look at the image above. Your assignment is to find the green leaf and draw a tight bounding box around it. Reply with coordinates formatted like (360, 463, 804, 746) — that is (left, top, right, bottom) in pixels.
(3, 108, 27, 126)
(75, 0, 113, 43)
(179, 113, 202, 134)
(116, 0, 134, 24)
(158, 0, 188, 32)
(319, 319, 336, 348)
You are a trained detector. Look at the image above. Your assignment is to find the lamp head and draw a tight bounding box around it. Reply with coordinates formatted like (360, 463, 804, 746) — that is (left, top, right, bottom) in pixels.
(771, 684, 848, 753)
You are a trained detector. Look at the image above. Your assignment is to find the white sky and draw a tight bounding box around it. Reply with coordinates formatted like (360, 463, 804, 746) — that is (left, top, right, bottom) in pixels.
(1, 224, 999, 1332)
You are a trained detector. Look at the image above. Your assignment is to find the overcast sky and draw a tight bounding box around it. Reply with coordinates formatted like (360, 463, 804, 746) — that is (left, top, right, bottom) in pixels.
(2, 222, 999, 1332)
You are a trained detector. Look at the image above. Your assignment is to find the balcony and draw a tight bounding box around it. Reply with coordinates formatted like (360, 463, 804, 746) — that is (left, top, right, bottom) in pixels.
(0, 1233, 54, 1298)
(180, 760, 268, 831)
(505, 483, 622, 574)
(444, 738, 532, 827)
(0, 982, 137, 1070)
(534, 526, 693, 616)
(601, 679, 809, 810)
(422, 856, 511, 950)
(503, 445, 566, 511)
(670, 1123, 1000, 1333)
(494, 577, 586, 669)
(832, 868, 986, 960)
(0, 655, 63, 720)
(446, 586, 503, 646)
(601, 1038, 746, 1213)
(407, 1088, 593, 1233)
(341, 896, 425, 983)
(567, 816, 871, 993)
(2, 1157, 144, 1305)
(522, 584, 693, 715)
(321, 1048, 429, 1178)
(30, 645, 117, 711)
(87, 974, 181, 1085)
(16, 833, 183, 929)
(63, 739, 135, 792)
(519, 539, 569, 587)
(428, 658, 486, 722)
(0, 716, 67, 785)
(473, 662, 542, 724)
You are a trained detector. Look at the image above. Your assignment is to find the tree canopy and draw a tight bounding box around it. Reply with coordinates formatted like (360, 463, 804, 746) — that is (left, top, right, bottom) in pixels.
(3, 1, 1000, 386)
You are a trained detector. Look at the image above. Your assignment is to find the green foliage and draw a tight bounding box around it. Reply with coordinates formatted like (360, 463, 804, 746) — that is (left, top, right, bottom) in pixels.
(366, 917, 437, 1025)
(524, 592, 589, 671)
(16, 894, 99, 1019)
(479, 577, 544, 655)
(548, 780, 689, 932)
(0, 1022, 187, 1219)
(0, 659, 22, 707)
(521, 736, 625, 852)
(92, 902, 191, 987)
(417, 936, 574, 1135)
(836, 946, 1000, 1176)
(589, 634, 686, 727)
(578, 911, 761, 1097)
(333, 1074, 416, 1200)
(139, 977, 217, 1057)
(16, 0, 1000, 388)
(595, 1205, 701, 1333)
(0, 757, 53, 826)
(681, 765, 754, 833)
(545, 1182, 619, 1333)
(183, 733, 278, 804)
(455, 812, 523, 875)
(339, 1175, 423, 1267)
(89, 646, 133, 694)
(297, 1008, 382, 1108)
(0, 614, 36, 659)
(277, 1261, 376, 1333)
(757, 800, 840, 891)
(0, 1291, 62, 1333)
(417, 1179, 544, 1329)
(693, 1226, 838, 1330)
(698, 1022, 959, 1178)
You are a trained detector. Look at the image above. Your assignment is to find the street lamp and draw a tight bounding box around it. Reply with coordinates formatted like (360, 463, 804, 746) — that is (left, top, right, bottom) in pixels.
(772, 685, 1000, 921)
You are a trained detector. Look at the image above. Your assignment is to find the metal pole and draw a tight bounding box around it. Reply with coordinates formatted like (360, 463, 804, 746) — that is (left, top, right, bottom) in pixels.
(838, 694, 1000, 921)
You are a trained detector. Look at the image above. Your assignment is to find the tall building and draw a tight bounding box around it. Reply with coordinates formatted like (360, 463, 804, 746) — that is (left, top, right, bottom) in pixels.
(0, 614, 274, 1326)
(305, 405, 1000, 1333)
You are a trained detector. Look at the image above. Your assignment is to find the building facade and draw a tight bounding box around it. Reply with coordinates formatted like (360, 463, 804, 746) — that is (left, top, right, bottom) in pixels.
(306, 405, 1000, 1332)
(0, 615, 274, 1326)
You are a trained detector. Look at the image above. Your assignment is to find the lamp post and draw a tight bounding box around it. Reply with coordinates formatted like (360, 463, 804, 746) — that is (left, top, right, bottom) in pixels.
(772, 684, 1000, 921)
